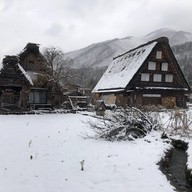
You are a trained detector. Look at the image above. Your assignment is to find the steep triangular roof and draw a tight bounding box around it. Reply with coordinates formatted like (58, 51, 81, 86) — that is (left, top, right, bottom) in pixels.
(18, 43, 48, 73)
(0, 56, 33, 86)
(93, 37, 190, 93)
(93, 40, 157, 92)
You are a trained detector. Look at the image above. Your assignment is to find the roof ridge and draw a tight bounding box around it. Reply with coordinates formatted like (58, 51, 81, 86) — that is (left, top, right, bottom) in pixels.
(113, 36, 169, 60)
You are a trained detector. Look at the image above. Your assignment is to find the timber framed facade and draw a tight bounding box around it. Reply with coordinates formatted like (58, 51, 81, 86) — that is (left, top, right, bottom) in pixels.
(93, 37, 191, 108)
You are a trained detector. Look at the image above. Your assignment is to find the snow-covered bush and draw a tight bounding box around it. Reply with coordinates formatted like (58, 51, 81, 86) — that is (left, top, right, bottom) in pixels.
(87, 107, 161, 141)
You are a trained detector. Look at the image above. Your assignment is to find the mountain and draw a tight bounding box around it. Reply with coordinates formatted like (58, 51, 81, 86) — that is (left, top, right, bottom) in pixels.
(66, 37, 145, 68)
(145, 28, 192, 45)
(172, 42, 192, 85)
(65, 28, 192, 69)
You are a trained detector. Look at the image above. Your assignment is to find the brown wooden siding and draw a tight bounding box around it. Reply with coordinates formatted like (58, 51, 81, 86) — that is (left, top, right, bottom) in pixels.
(128, 42, 188, 91)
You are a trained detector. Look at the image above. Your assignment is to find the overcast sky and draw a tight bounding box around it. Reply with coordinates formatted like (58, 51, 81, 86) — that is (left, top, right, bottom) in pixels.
(0, 0, 192, 62)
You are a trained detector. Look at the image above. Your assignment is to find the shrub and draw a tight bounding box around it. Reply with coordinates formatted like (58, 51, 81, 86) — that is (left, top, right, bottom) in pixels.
(166, 110, 192, 137)
(87, 107, 161, 141)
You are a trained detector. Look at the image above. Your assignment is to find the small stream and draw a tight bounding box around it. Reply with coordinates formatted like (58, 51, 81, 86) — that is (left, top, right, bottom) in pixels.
(160, 140, 192, 192)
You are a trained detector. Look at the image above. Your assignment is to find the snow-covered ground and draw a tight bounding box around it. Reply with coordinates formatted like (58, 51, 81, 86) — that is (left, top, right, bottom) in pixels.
(187, 142, 192, 170)
(0, 113, 175, 192)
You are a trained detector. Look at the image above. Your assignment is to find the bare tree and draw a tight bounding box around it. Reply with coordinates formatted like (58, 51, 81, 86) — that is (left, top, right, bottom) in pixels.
(42, 46, 75, 107)
(43, 46, 75, 85)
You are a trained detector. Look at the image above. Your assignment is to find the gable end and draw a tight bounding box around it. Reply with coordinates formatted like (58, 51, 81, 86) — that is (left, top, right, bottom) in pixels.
(126, 40, 191, 92)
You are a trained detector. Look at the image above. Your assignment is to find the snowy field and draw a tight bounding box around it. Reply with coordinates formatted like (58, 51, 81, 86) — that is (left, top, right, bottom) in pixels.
(0, 113, 175, 192)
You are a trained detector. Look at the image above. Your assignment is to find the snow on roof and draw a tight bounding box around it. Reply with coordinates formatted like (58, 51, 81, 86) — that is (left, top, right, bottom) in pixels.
(26, 71, 38, 81)
(93, 41, 157, 93)
(95, 88, 125, 93)
(18, 64, 34, 86)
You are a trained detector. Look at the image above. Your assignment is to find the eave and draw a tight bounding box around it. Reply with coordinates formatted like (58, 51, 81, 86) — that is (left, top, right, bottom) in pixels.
(135, 86, 189, 91)
(93, 88, 125, 93)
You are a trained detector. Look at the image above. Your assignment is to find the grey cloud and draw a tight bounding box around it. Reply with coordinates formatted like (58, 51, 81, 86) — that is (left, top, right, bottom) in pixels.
(45, 23, 64, 36)
(1, 0, 192, 64)
(0, 0, 15, 11)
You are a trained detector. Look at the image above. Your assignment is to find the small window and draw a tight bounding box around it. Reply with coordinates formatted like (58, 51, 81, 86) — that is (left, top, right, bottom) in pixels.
(137, 51, 141, 55)
(143, 94, 161, 98)
(156, 51, 162, 59)
(141, 73, 150, 81)
(148, 61, 156, 70)
(165, 74, 173, 82)
(153, 74, 162, 82)
(161, 62, 168, 71)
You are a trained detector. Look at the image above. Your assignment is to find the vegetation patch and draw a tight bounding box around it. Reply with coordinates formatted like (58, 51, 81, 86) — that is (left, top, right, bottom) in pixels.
(86, 107, 161, 141)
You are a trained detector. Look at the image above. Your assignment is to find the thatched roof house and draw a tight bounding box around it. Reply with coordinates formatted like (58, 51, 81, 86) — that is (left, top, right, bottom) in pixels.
(93, 37, 191, 108)
(0, 43, 62, 111)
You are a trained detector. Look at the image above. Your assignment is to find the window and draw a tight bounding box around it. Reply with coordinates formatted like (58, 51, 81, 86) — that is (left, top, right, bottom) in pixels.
(156, 51, 162, 59)
(161, 62, 168, 71)
(148, 62, 156, 70)
(143, 94, 161, 98)
(29, 89, 47, 104)
(153, 74, 162, 82)
(141, 73, 150, 81)
(165, 74, 173, 82)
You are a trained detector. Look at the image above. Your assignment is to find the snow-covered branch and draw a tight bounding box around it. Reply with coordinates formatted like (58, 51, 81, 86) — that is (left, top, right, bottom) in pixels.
(86, 107, 161, 141)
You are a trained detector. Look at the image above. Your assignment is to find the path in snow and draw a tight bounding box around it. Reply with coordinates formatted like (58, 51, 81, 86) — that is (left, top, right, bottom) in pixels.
(161, 140, 192, 192)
